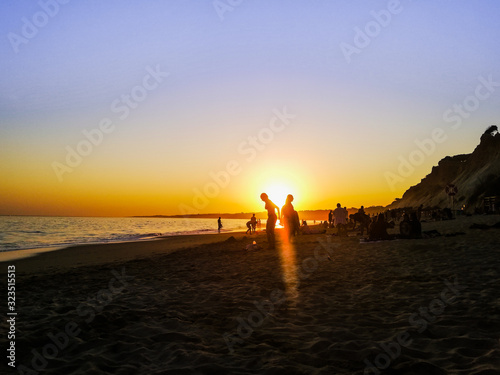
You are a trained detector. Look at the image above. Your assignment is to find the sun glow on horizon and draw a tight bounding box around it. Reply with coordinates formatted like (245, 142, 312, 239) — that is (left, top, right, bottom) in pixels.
(261, 182, 297, 210)
(252, 166, 307, 212)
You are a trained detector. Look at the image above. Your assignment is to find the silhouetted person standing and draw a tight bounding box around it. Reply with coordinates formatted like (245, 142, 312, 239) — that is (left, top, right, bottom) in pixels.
(281, 194, 299, 241)
(260, 193, 280, 249)
(333, 203, 347, 226)
(218, 217, 222, 233)
(333, 203, 347, 236)
(250, 214, 257, 233)
(357, 205, 369, 235)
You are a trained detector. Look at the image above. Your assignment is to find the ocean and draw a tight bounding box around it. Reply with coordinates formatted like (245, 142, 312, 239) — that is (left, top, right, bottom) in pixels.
(0, 216, 253, 252)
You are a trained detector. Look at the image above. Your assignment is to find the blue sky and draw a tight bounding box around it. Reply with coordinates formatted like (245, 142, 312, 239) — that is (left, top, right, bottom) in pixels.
(1, 0, 500, 216)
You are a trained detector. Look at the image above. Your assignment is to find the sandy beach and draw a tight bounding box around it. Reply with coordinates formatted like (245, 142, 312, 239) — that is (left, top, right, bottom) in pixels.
(2, 215, 500, 374)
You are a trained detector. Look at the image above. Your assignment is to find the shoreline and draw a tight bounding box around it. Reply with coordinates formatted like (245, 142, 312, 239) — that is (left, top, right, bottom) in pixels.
(0, 227, 248, 265)
(2, 214, 499, 274)
(2, 214, 498, 275)
(0, 216, 253, 259)
(0, 230, 254, 274)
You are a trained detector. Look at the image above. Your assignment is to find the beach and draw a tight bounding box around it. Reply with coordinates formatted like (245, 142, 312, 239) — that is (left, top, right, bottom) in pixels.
(2, 215, 500, 374)
(4, 2, 500, 375)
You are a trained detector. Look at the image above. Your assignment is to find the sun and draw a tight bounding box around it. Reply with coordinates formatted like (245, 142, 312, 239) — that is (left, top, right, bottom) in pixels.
(263, 183, 295, 208)
(252, 167, 305, 211)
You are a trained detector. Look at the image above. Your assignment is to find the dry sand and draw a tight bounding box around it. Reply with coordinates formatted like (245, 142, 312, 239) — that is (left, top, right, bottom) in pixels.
(2, 215, 500, 374)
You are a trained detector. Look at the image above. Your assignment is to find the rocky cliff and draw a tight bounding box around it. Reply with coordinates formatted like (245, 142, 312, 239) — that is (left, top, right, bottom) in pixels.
(389, 127, 500, 212)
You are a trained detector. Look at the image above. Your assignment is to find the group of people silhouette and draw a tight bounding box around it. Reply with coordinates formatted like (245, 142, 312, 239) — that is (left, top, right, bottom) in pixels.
(245, 214, 258, 234)
(259, 194, 424, 247)
(260, 192, 301, 249)
(218, 194, 423, 247)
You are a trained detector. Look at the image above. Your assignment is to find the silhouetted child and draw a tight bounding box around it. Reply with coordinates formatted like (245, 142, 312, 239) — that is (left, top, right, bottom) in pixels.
(218, 217, 222, 233)
(246, 221, 252, 234)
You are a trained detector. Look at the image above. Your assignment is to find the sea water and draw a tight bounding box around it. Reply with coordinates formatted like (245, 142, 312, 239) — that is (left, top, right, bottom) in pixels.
(0, 216, 252, 252)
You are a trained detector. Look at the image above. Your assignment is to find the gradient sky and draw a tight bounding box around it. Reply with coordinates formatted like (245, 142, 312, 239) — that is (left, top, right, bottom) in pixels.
(1, 0, 500, 216)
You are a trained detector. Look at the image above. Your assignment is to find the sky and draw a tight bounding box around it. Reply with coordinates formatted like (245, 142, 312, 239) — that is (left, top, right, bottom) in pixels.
(1, 0, 500, 217)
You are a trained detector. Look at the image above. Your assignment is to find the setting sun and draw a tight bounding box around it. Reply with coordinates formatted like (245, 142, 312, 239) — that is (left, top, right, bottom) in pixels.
(250, 166, 306, 212)
(262, 183, 297, 208)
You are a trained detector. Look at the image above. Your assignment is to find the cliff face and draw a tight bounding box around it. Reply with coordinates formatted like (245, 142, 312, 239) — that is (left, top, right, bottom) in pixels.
(389, 129, 500, 211)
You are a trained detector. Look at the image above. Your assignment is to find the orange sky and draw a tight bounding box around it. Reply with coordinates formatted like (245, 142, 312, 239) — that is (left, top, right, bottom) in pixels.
(1, 3, 497, 217)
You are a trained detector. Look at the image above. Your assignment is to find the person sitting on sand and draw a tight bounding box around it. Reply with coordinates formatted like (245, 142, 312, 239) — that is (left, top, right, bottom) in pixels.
(281, 194, 300, 241)
(355, 206, 370, 235)
(417, 204, 423, 221)
(369, 214, 391, 240)
(399, 213, 411, 238)
(409, 212, 422, 238)
(260, 193, 280, 249)
(301, 221, 326, 235)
